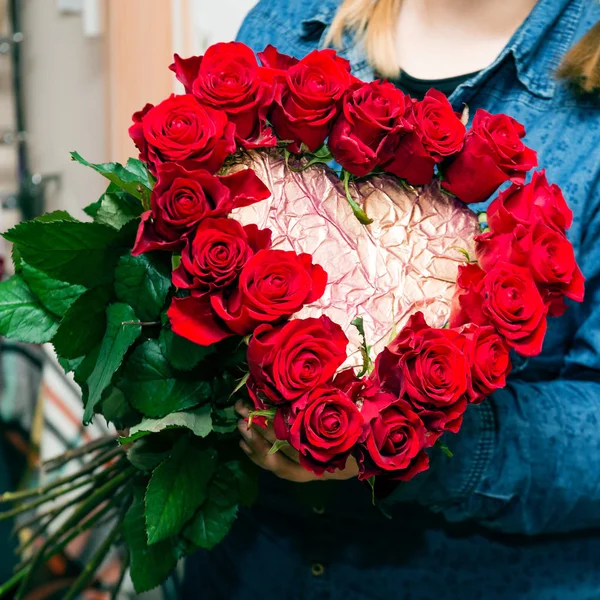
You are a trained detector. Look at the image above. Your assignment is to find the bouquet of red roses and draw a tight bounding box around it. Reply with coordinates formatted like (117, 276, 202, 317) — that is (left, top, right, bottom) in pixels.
(0, 41, 583, 596)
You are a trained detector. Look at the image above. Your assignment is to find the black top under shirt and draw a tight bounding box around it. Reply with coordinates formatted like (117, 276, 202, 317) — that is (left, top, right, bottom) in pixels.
(392, 70, 479, 99)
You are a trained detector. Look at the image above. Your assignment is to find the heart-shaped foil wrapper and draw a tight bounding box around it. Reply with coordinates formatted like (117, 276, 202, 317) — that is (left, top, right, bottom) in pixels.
(232, 150, 479, 368)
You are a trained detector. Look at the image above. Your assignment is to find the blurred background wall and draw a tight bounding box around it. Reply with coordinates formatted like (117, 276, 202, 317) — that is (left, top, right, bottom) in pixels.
(0, 0, 258, 242)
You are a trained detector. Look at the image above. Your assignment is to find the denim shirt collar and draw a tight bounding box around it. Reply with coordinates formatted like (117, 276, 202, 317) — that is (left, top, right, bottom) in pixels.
(301, 0, 585, 100)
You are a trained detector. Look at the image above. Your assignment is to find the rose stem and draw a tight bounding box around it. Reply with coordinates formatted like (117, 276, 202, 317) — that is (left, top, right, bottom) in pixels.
(16, 467, 135, 599)
(42, 435, 117, 472)
(62, 521, 122, 600)
(0, 445, 124, 504)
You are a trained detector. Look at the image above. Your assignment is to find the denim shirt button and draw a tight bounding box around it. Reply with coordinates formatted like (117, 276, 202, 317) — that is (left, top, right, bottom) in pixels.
(311, 563, 325, 577)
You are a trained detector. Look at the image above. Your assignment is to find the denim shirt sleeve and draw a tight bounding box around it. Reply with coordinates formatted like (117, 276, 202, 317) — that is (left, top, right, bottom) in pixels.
(389, 178, 600, 536)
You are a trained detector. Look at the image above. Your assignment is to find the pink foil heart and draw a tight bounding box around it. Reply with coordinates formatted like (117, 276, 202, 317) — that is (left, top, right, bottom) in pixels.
(232, 150, 479, 368)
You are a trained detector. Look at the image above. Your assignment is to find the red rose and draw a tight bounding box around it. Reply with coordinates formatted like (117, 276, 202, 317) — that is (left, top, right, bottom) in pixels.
(247, 316, 348, 405)
(172, 218, 271, 290)
(171, 43, 276, 149)
(329, 81, 410, 177)
(129, 94, 235, 174)
(487, 171, 573, 234)
(131, 163, 270, 254)
(381, 90, 465, 185)
(375, 312, 470, 436)
(476, 222, 584, 316)
(354, 380, 429, 481)
(451, 263, 548, 356)
(527, 221, 585, 314)
(475, 226, 529, 272)
(460, 324, 512, 402)
(282, 386, 363, 475)
(441, 109, 537, 203)
(263, 48, 354, 153)
(168, 249, 327, 345)
(257, 44, 300, 72)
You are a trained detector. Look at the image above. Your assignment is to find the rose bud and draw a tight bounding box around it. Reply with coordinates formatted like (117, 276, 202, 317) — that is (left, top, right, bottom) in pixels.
(266, 48, 355, 153)
(168, 249, 327, 345)
(128, 93, 235, 175)
(451, 263, 548, 357)
(487, 170, 573, 233)
(247, 316, 348, 405)
(329, 80, 410, 177)
(441, 109, 537, 204)
(171, 42, 277, 149)
(459, 324, 512, 403)
(355, 379, 429, 482)
(381, 89, 465, 185)
(131, 163, 270, 254)
(284, 386, 363, 475)
(172, 218, 271, 291)
(376, 312, 471, 437)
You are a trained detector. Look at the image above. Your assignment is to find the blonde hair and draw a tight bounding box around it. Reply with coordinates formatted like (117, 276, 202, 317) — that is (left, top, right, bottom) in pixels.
(326, 0, 600, 93)
(557, 20, 600, 94)
(325, 0, 403, 79)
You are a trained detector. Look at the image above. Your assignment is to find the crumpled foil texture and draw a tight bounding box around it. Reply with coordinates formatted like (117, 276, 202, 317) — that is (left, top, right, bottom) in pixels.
(232, 150, 479, 368)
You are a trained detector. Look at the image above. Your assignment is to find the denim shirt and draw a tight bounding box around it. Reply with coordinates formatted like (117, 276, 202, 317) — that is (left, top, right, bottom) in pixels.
(183, 2, 600, 599)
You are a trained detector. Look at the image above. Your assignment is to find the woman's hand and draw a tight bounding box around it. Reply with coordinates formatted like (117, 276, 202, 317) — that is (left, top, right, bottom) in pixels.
(235, 400, 359, 482)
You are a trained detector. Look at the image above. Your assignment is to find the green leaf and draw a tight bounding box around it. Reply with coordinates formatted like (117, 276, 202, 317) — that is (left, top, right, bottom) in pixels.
(100, 386, 140, 429)
(53, 287, 111, 359)
(83, 199, 102, 218)
(268, 439, 290, 455)
(121, 404, 212, 444)
(0, 275, 59, 343)
(83, 303, 142, 424)
(126, 438, 169, 472)
(4, 220, 121, 287)
(123, 488, 178, 594)
(71, 152, 152, 201)
(159, 328, 215, 371)
(57, 355, 84, 375)
(95, 192, 144, 230)
(11, 245, 22, 273)
(120, 340, 212, 418)
(115, 254, 171, 322)
(211, 405, 238, 434)
(73, 345, 101, 388)
(184, 459, 253, 550)
(35, 210, 77, 222)
(21, 263, 86, 318)
(145, 438, 217, 544)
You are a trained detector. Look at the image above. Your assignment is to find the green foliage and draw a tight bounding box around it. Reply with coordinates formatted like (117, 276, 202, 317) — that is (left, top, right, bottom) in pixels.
(114, 254, 171, 322)
(83, 199, 102, 218)
(121, 404, 212, 444)
(95, 192, 144, 230)
(185, 457, 257, 550)
(126, 437, 170, 473)
(123, 488, 178, 594)
(4, 219, 122, 288)
(0, 275, 59, 343)
(71, 152, 153, 202)
(21, 263, 86, 318)
(145, 437, 217, 545)
(53, 287, 111, 359)
(159, 328, 215, 371)
(100, 386, 140, 429)
(119, 340, 213, 418)
(83, 303, 142, 424)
